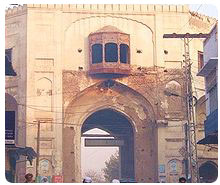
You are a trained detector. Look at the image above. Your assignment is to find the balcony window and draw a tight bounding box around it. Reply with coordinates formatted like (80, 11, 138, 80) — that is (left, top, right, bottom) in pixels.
(209, 84, 218, 113)
(92, 44, 103, 64)
(5, 48, 16, 76)
(88, 25, 130, 75)
(198, 51, 204, 71)
(105, 43, 118, 62)
(120, 44, 129, 64)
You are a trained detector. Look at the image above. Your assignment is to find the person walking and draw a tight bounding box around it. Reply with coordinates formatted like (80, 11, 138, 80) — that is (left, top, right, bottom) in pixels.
(112, 179, 120, 183)
(179, 177, 186, 183)
(24, 173, 35, 183)
(83, 177, 92, 183)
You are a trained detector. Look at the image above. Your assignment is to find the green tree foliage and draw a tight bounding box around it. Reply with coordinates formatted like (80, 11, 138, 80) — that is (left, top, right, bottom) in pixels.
(102, 151, 120, 182)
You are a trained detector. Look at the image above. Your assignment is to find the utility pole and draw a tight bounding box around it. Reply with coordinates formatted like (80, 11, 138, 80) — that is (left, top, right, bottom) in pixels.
(33, 120, 45, 178)
(183, 36, 198, 183)
(163, 33, 209, 183)
(183, 123, 189, 182)
(36, 120, 41, 178)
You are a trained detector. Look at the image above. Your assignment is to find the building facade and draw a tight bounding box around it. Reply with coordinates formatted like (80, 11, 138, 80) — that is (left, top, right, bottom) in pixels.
(5, 4, 217, 183)
(197, 23, 218, 183)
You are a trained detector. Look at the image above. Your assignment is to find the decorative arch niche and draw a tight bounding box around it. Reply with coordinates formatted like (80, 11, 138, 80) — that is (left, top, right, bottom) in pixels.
(167, 159, 183, 183)
(165, 80, 182, 113)
(35, 77, 52, 111)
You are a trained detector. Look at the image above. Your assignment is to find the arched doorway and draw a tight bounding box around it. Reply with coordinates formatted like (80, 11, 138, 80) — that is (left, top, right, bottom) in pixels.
(81, 108, 135, 182)
(199, 161, 218, 182)
(63, 80, 157, 183)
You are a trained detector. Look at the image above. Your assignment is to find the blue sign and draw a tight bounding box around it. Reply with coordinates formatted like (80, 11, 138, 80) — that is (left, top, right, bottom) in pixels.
(170, 160, 177, 172)
(36, 176, 52, 183)
(5, 111, 15, 145)
(159, 164, 165, 173)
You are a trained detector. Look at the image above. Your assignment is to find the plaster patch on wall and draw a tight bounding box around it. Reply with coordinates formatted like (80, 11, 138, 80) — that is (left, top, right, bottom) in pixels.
(135, 105, 147, 120)
(52, 150, 62, 175)
(117, 78, 129, 86)
(112, 96, 125, 111)
(161, 100, 168, 109)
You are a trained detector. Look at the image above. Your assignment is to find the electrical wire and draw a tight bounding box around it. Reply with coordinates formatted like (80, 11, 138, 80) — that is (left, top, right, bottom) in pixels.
(8, 70, 186, 101)
(15, 118, 185, 130)
(176, 5, 203, 34)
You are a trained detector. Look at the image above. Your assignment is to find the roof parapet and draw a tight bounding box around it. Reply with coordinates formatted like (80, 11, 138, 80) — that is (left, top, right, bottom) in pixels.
(10, 4, 190, 13)
(5, 4, 27, 17)
(190, 11, 217, 23)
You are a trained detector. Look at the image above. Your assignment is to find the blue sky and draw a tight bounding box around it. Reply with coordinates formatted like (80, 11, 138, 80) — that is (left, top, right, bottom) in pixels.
(189, 4, 218, 18)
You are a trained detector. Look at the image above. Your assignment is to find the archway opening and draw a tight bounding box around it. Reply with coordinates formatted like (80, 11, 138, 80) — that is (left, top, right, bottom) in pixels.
(81, 128, 118, 183)
(199, 161, 218, 183)
(81, 108, 135, 182)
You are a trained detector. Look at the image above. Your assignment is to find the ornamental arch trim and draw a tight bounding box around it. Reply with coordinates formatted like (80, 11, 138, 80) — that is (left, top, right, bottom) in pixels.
(64, 80, 156, 126)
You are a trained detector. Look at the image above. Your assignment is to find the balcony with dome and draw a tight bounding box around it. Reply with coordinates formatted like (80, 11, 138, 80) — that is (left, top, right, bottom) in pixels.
(88, 26, 131, 76)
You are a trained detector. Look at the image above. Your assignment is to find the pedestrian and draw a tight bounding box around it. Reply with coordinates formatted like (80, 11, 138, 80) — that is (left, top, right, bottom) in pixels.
(83, 176, 92, 183)
(112, 179, 120, 183)
(179, 177, 186, 183)
(24, 173, 35, 183)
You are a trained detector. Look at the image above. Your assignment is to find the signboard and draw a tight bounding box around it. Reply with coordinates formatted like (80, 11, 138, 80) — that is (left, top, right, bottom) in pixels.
(170, 160, 177, 173)
(85, 138, 124, 147)
(5, 111, 15, 145)
(40, 160, 50, 173)
(159, 164, 165, 173)
(52, 175, 63, 183)
(36, 176, 52, 183)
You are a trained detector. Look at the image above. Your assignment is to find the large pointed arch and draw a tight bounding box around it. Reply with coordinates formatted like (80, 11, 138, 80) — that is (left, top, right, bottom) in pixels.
(63, 80, 158, 183)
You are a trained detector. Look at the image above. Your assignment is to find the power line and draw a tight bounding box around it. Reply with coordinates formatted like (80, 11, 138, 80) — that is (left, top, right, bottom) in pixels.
(190, 15, 217, 33)
(176, 5, 203, 34)
(19, 104, 96, 114)
(18, 102, 97, 109)
(16, 119, 184, 129)
(10, 72, 186, 101)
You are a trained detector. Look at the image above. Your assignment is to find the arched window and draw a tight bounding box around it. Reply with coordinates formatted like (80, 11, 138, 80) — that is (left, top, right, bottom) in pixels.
(199, 161, 218, 182)
(105, 43, 118, 62)
(92, 44, 103, 64)
(5, 48, 16, 76)
(167, 159, 183, 183)
(120, 44, 129, 63)
(165, 81, 182, 112)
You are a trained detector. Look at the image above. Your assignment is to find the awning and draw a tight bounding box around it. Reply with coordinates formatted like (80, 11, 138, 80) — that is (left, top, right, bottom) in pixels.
(197, 57, 217, 77)
(204, 109, 218, 137)
(197, 133, 218, 145)
(6, 146, 37, 170)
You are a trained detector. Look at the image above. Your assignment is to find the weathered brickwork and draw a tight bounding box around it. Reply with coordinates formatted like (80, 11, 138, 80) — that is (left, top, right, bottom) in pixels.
(5, 4, 217, 183)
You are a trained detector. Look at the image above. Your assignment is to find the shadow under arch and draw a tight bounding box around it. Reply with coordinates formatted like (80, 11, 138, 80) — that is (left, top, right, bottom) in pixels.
(81, 108, 135, 180)
(199, 161, 218, 183)
(80, 104, 138, 135)
(63, 80, 157, 183)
